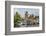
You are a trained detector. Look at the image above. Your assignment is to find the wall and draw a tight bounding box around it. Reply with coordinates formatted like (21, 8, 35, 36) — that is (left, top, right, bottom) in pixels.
(0, 0, 46, 36)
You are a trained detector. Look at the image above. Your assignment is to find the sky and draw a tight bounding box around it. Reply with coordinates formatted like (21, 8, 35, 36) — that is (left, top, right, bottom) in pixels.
(14, 8, 39, 17)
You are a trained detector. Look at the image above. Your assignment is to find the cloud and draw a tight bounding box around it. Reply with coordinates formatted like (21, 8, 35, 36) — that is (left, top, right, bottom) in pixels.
(14, 8, 39, 17)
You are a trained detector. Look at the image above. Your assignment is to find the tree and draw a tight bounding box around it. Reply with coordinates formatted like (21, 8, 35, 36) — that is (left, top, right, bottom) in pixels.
(25, 11, 28, 19)
(25, 11, 28, 16)
(14, 12, 21, 27)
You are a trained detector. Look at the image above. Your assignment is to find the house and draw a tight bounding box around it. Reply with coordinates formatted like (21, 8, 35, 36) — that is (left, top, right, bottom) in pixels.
(18, 11, 39, 27)
(23, 11, 39, 25)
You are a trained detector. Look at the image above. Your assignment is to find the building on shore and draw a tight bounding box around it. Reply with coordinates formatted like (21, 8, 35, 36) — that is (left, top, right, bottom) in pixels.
(21, 11, 39, 26)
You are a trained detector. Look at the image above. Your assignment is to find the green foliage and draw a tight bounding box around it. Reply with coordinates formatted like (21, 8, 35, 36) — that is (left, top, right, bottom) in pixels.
(14, 12, 22, 27)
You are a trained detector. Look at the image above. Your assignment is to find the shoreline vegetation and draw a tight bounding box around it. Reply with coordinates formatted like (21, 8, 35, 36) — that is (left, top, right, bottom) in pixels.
(14, 11, 39, 27)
